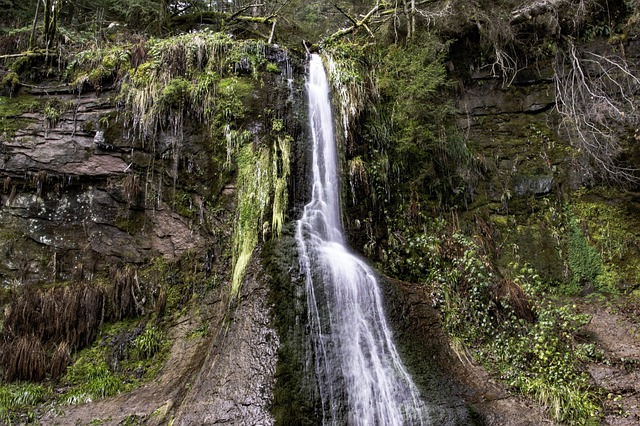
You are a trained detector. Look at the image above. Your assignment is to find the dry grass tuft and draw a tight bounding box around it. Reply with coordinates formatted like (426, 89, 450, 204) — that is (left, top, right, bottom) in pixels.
(0, 283, 108, 381)
(50, 341, 71, 380)
(1, 335, 47, 382)
(494, 278, 536, 323)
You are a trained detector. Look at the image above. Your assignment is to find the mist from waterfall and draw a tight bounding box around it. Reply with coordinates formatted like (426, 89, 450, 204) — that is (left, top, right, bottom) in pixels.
(295, 54, 428, 426)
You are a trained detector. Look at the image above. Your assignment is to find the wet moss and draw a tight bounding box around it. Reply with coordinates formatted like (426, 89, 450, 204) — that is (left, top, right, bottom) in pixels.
(571, 191, 640, 293)
(263, 225, 320, 426)
(0, 94, 39, 136)
(114, 210, 146, 235)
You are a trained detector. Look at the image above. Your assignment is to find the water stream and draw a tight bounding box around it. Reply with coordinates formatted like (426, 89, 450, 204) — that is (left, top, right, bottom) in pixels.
(295, 54, 428, 425)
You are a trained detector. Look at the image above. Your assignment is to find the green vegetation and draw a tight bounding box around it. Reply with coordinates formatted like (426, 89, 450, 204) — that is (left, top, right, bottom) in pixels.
(376, 36, 472, 203)
(65, 45, 131, 91)
(571, 195, 640, 293)
(0, 382, 50, 424)
(134, 325, 165, 360)
(42, 98, 71, 128)
(61, 321, 168, 405)
(380, 210, 602, 423)
(0, 95, 39, 136)
(566, 208, 603, 294)
(1, 71, 19, 96)
(231, 124, 291, 295)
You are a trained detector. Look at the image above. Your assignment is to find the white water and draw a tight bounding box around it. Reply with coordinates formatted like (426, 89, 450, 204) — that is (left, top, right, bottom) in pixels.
(296, 54, 427, 425)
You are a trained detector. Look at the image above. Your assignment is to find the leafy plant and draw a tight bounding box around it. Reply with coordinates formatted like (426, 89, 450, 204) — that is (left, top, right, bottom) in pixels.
(567, 211, 602, 294)
(380, 208, 602, 423)
(134, 326, 164, 359)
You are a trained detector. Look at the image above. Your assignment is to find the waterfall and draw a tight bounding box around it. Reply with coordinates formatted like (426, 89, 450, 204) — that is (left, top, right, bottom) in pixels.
(295, 54, 428, 425)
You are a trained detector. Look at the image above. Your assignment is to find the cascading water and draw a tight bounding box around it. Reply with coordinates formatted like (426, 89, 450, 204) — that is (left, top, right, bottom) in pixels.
(295, 54, 429, 425)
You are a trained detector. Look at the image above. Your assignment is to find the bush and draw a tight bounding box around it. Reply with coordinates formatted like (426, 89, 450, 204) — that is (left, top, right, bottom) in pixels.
(380, 210, 602, 423)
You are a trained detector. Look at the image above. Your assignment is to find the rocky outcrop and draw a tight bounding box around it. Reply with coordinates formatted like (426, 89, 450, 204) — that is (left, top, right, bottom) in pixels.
(0, 86, 216, 285)
(173, 252, 279, 425)
(0, 43, 309, 424)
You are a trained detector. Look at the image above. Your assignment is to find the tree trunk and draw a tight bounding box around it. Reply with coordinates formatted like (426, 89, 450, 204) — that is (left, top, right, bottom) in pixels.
(29, 0, 41, 50)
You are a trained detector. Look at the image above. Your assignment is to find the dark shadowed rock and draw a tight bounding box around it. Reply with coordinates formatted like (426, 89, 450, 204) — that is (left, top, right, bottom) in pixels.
(172, 251, 278, 425)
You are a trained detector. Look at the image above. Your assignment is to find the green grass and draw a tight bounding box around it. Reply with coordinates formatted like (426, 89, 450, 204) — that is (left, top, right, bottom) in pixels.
(0, 382, 51, 424)
(60, 321, 169, 406)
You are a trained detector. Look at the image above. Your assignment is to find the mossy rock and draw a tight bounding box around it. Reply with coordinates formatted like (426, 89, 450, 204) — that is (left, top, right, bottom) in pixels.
(0, 94, 40, 136)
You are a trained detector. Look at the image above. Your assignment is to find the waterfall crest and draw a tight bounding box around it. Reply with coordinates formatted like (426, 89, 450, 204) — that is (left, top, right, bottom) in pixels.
(295, 54, 428, 426)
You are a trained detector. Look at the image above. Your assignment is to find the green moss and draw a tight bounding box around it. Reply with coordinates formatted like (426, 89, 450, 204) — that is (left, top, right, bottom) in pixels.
(65, 45, 131, 90)
(230, 144, 271, 296)
(219, 77, 253, 99)
(271, 132, 291, 237)
(230, 123, 291, 296)
(568, 192, 640, 293)
(1, 71, 20, 96)
(9, 52, 45, 80)
(158, 77, 193, 108)
(0, 94, 39, 136)
(115, 210, 146, 235)
(173, 191, 197, 218)
(129, 62, 155, 87)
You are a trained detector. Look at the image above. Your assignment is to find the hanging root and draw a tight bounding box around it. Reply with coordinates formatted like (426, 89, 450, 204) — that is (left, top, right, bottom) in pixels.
(554, 38, 640, 184)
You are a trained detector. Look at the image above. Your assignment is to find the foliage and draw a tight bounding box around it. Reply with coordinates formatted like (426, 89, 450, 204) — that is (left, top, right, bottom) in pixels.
(0, 270, 165, 389)
(375, 34, 472, 205)
(65, 45, 131, 91)
(133, 326, 165, 360)
(0, 382, 50, 424)
(61, 320, 168, 405)
(96, 29, 274, 216)
(231, 126, 291, 295)
(570, 194, 640, 293)
(490, 302, 600, 423)
(380, 209, 602, 423)
(42, 98, 70, 128)
(63, 360, 124, 403)
(566, 209, 603, 294)
(326, 33, 474, 226)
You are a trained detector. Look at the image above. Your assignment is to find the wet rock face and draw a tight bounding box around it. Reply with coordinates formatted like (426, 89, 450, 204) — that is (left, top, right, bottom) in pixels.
(173, 253, 279, 426)
(0, 48, 308, 286)
(380, 278, 480, 424)
(0, 185, 208, 284)
(0, 87, 214, 284)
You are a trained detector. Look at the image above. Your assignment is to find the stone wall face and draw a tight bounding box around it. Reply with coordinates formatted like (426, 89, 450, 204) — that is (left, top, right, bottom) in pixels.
(1, 87, 212, 285)
(0, 47, 307, 287)
(451, 35, 640, 283)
